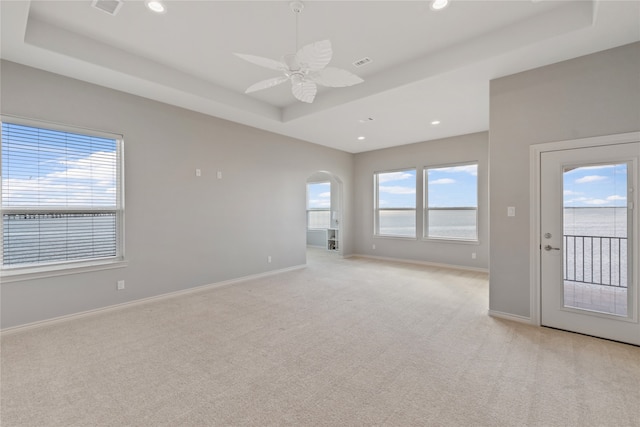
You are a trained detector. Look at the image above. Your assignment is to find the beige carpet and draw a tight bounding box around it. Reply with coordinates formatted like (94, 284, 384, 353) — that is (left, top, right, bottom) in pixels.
(1, 249, 639, 426)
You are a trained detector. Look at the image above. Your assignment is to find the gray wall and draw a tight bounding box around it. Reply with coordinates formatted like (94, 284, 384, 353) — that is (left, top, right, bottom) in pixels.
(489, 42, 640, 318)
(0, 60, 354, 329)
(4, 42, 638, 329)
(353, 132, 489, 270)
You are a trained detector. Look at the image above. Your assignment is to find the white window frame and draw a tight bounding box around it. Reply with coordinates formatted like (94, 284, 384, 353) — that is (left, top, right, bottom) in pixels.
(1, 116, 126, 282)
(374, 168, 417, 238)
(306, 181, 331, 230)
(423, 162, 478, 242)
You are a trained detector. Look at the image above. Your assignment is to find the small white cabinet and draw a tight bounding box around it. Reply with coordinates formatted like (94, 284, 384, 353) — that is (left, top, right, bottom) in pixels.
(327, 228, 339, 251)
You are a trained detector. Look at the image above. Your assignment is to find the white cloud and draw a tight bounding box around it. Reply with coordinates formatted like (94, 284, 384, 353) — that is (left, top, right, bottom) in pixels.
(318, 191, 331, 198)
(565, 197, 589, 203)
(2, 151, 116, 207)
(379, 185, 415, 195)
(565, 194, 626, 206)
(563, 190, 582, 196)
(429, 178, 455, 185)
(435, 165, 477, 176)
(583, 199, 609, 205)
(309, 199, 331, 208)
(575, 175, 606, 184)
(378, 172, 414, 183)
(565, 165, 616, 174)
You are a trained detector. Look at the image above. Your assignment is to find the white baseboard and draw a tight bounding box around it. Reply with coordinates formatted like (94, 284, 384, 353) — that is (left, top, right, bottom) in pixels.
(350, 253, 489, 274)
(488, 310, 532, 324)
(1, 264, 306, 335)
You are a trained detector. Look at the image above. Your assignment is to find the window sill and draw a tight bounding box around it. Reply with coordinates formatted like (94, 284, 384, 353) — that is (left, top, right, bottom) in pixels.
(423, 237, 480, 245)
(374, 235, 417, 240)
(1, 259, 128, 283)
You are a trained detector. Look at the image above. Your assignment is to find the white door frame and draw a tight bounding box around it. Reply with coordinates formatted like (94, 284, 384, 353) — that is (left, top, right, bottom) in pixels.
(529, 131, 640, 326)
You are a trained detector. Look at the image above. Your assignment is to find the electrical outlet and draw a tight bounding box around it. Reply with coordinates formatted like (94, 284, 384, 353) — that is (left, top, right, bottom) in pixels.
(472, 252, 477, 259)
(372, 244, 376, 250)
(117, 280, 125, 290)
(267, 256, 272, 263)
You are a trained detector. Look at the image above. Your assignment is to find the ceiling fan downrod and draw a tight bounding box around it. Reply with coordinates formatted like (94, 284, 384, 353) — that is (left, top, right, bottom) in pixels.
(290, 1, 304, 52)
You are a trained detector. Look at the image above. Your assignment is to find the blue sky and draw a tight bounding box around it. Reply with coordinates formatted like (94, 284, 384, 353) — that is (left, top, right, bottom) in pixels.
(307, 181, 330, 209)
(564, 163, 627, 207)
(2, 123, 117, 208)
(377, 170, 416, 208)
(427, 165, 477, 207)
(6, 122, 627, 211)
(378, 165, 478, 208)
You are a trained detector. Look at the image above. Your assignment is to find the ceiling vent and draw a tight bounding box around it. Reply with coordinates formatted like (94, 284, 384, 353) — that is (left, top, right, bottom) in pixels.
(353, 57, 373, 68)
(91, 0, 124, 16)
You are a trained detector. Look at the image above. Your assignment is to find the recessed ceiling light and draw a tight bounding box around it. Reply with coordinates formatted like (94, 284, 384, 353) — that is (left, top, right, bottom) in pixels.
(430, 0, 450, 11)
(431, 120, 441, 125)
(145, 0, 166, 14)
(357, 136, 366, 140)
(358, 117, 374, 123)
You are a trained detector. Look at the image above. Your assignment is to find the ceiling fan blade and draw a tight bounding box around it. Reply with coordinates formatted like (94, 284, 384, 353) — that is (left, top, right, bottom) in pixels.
(245, 76, 289, 93)
(234, 53, 286, 71)
(310, 67, 364, 87)
(296, 39, 332, 72)
(291, 80, 317, 103)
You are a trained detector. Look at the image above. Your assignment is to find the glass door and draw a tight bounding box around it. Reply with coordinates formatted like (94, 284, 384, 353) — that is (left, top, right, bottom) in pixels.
(540, 142, 639, 345)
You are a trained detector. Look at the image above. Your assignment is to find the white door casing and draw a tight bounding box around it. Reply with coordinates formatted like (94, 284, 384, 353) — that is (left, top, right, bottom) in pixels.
(539, 141, 639, 345)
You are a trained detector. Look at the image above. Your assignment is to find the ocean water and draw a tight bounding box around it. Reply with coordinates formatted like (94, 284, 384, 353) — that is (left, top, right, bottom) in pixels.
(2, 213, 116, 266)
(1, 207, 630, 271)
(563, 207, 628, 287)
(378, 209, 477, 239)
(375, 207, 628, 238)
(564, 207, 627, 237)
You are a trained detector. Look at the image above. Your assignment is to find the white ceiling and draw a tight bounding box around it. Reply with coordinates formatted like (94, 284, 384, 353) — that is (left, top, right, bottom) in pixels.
(1, 1, 639, 153)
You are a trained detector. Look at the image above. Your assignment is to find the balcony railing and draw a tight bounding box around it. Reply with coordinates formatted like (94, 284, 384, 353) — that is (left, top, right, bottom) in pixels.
(564, 235, 627, 288)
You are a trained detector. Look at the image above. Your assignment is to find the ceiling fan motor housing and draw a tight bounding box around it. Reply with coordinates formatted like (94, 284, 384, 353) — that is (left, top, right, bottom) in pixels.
(290, 1, 304, 13)
(290, 73, 305, 86)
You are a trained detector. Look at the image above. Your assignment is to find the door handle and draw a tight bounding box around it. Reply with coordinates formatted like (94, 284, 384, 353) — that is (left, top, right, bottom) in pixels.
(544, 245, 560, 251)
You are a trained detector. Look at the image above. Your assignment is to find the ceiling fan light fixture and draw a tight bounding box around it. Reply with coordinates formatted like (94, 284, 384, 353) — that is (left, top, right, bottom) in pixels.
(430, 0, 450, 11)
(234, 2, 364, 103)
(145, 0, 166, 14)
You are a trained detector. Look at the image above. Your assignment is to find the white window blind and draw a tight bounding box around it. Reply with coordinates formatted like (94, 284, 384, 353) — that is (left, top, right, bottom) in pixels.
(1, 120, 123, 268)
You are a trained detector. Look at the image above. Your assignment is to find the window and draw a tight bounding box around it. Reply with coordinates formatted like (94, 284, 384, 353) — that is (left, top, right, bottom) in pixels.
(374, 169, 416, 237)
(307, 181, 330, 229)
(424, 163, 478, 241)
(1, 118, 124, 273)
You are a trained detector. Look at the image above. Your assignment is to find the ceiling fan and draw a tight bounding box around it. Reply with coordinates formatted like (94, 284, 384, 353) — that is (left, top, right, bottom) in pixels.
(234, 1, 364, 104)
